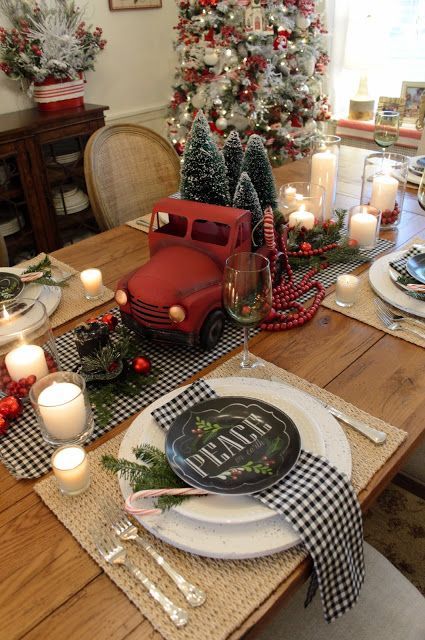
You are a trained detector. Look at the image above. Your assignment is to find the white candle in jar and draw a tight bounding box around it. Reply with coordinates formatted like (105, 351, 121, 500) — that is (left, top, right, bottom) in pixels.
(288, 205, 315, 230)
(349, 209, 378, 247)
(335, 274, 360, 307)
(51, 446, 90, 496)
(80, 268, 103, 298)
(5, 344, 49, 382)
(38, 382, 86, 439)
(370, 174, 398, 212)
(311, 150, 337, 220)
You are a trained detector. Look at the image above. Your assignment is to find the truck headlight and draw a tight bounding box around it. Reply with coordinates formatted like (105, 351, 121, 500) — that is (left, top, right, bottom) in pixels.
(169, 305, 186, 323)
(115, 289, 128, 306)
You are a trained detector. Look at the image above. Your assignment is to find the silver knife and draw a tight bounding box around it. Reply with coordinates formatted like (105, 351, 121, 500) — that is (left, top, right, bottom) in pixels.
(270, 377, 387, 444)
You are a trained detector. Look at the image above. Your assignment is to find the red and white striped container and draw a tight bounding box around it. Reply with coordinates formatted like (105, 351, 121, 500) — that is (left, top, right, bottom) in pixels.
(33, 74, 84, 112)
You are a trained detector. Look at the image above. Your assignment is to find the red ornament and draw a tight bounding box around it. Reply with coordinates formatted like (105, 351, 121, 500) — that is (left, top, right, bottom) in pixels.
(0, 415, 9, 436)
(347, 238, 358, 247)
(132, 356, 152, 375)
(300, 242, 312, 252)
(0, 395, 23, 420)
(100, 313, 118, 332)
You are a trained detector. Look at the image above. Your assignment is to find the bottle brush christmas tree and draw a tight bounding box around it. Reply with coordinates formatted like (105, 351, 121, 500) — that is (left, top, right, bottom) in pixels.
(223, 130, 244, 201)
(168, 0, 330, 165)
(180, 110, 230, 206)
(241, 134, 278, 211)
(233, 171, 264, 248)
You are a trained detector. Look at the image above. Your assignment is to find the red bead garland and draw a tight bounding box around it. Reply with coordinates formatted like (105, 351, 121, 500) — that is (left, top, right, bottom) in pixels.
(261, 226, 325, 331)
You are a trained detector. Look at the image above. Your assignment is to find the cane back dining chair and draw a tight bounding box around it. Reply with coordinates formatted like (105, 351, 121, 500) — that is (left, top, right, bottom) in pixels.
(84, 124, 181, 230)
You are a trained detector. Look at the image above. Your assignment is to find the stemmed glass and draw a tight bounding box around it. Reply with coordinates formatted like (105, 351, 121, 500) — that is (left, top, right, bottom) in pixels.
(223, 252, 272, 369)
(418, 171, 425, 212)
(374, 110, 400, 152)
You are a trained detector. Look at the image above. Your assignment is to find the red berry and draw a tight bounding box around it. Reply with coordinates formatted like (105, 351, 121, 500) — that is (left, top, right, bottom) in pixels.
(26, 375, 36, 385)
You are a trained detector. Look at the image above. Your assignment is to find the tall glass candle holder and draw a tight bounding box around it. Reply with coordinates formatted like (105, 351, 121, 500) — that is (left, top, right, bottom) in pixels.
(310, 135, 341, 220)
(0, 299, 61, 400)
(360, 152, 409, 229)
(30, 371, 94, 446)
(278, 182, 325, 225)
(348, 205, 381, 250)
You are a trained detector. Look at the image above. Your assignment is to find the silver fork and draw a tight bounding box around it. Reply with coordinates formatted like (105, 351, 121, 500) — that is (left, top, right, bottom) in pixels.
(374, 297, 425, 330)
(106, 507, 206, 607)
(374, 301, 425, 340)
(93, 530, 188, 628)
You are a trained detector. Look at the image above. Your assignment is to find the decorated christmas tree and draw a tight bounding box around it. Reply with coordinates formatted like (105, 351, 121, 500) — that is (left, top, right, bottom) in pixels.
(180, 110, 230, 205)
(168, 0, 330, 165)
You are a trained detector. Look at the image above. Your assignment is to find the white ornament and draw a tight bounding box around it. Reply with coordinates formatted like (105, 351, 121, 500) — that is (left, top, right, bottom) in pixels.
(191, 91, 206, 109)
(215, 116, 228, 131)
(295, 14, 311, 30)
(303, 54, 316, 77)
(204, 49, 219, 66)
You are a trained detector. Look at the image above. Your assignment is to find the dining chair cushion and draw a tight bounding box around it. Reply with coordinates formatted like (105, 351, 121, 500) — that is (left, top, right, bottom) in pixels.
(254, 542, 425, 640)
(84, 124, 181, 230)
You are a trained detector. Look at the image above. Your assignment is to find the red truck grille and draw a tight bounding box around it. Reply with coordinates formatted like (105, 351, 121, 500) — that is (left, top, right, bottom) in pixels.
(129, 294, 171, 327)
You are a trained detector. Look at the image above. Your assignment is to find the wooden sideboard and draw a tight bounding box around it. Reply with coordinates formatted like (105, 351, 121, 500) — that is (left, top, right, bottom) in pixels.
(0, 103, 108, 264)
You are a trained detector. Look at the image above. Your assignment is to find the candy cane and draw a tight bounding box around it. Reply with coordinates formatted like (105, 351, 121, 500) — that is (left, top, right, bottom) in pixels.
(125, 487, 209, 516)
(263, 206, 276, 251)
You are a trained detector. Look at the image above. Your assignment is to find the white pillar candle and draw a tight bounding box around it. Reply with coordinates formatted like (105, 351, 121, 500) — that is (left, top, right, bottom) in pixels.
(288, 206, 315, 230)
(38, 382, 86, 440)
(80, 268, 103, 298)
(52, 446, 90, 496)
(370, 174, 398, 212)
(335, 274, 360, 307)
(349, 210, 378, 247)
(5, 344, 49, 382)
(311, 150, 337, 220)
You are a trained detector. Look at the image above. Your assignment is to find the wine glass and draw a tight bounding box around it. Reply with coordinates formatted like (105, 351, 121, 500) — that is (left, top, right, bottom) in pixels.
(374, 110, 400, 151)
(418, 171, 425, 212)
(223, 252, 272, 369)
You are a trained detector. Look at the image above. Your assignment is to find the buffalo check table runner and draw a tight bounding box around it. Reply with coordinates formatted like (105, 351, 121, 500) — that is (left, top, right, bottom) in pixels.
(152, 379, 365, 623)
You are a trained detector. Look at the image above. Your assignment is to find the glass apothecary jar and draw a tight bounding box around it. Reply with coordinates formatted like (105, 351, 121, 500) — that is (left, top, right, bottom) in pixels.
(278, 182, 325, 226)
(360, 152, 409, 229)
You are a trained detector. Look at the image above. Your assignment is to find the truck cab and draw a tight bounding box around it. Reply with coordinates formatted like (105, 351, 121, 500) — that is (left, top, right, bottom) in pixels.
(116, 198, 252, 349)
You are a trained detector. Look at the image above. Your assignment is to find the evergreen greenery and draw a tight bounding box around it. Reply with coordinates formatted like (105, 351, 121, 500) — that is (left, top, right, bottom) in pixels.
(223, 130, 243, 201)
(240, 135, 278, 211)
(102, 444, 190, 510)
(233, 172, 264, 249)
(180, 110, 230, 206)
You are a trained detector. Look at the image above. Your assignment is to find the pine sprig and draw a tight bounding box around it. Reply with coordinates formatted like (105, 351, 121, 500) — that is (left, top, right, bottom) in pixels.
(22, 255, 66, 288)
(101, 444, 191, 510)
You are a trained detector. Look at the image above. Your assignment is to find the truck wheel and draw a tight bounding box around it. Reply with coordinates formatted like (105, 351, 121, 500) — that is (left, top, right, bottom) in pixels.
(199, 310, 225, 350)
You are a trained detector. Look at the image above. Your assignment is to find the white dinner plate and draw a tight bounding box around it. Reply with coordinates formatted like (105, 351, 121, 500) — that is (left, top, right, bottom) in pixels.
(118, 378, 352, 559)
(369, 250, 425, 318)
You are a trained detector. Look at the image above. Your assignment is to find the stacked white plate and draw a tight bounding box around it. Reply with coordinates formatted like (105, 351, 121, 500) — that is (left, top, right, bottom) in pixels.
(47, 151, 80, 166)
(53, 185, 89, 215)
(0, 212, 24, 236)
(407, 155, 425, 185)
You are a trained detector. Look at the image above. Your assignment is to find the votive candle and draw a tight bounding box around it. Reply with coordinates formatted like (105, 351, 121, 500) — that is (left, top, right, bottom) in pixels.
(80, 268, 103, 299)
(51, 445, 90, 496)
(5, 344, 49, 382)
(38, 382, 86, 440)
(288, 206, 315, 230)
(335, 275, 360, 307)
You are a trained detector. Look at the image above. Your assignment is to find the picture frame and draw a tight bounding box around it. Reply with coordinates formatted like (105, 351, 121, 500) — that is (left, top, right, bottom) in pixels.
(376, 96, 405, 121)
(401, 81, 425, 125)
(109, 0, 162, 10)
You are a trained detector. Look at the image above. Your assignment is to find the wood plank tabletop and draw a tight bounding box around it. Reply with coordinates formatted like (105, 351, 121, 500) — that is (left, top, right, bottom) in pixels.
(2, 145, 425, 640)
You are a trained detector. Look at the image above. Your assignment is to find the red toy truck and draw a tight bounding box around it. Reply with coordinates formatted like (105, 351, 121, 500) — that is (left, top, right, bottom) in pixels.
(115, 198, 252, 349)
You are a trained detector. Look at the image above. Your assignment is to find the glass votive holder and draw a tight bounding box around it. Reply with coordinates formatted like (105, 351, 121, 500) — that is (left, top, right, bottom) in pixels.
(279, 182, 324, 225)
(30, 371, 94, 446)
(360, 152, 409, 229)
(310, 134, 341, 220)
(335, 274, 360, 308)
(51, 445, 90, 496)
(80, 268, 104, 300)
(73, 321, 110, 359)
(0, 299, 61, 400)
(348, 205, 381, 250)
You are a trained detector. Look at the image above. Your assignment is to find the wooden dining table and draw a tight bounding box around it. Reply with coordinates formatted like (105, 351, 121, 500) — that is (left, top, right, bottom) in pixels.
(2, 145, 425, 640)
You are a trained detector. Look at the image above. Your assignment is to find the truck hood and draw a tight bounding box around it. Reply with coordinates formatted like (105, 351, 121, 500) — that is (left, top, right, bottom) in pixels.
(127, 246, 223, 301)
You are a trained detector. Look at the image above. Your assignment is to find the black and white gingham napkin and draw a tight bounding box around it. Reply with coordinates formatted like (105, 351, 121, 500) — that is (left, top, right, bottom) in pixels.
(152, 379, 365, 623)
(389, 246, 424, 277)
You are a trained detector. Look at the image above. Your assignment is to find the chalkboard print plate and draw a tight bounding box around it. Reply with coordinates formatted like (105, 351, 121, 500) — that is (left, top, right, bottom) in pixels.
(165, 396, 301, 495)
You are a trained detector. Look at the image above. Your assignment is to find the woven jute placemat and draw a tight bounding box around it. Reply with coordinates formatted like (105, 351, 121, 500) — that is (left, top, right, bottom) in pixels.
(321, 238, 425, 348)
(34, 355, 407, 640)
(18, 253, 114, 328)
(126, 215, 150, 232)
